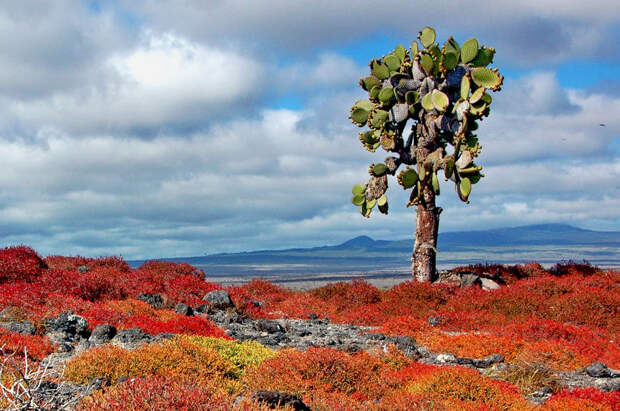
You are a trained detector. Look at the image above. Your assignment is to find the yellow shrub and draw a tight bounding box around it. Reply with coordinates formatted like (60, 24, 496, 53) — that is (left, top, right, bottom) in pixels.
(182, 336, 275, 377)
(66, 338, 235, 385)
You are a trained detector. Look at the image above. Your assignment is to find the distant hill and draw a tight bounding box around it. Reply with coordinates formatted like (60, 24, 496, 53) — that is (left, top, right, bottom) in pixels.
(129, 224, 620, 281)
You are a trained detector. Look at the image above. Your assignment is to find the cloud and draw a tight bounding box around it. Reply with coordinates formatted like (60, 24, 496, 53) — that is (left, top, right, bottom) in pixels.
(1, 31, 265, 136)
(0, 108, 379, 257)
(0, 1, 134, 100)
(121, 0, 620, 66)
(477, 72, 620, 165)
(495, 72, 579, 116)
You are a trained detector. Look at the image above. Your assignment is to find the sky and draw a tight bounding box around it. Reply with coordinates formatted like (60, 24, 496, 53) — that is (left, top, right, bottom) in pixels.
(0, 1, 619, 259)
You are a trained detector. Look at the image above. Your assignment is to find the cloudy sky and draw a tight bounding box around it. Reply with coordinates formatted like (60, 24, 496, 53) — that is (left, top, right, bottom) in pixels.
(1, 1, 619, 259)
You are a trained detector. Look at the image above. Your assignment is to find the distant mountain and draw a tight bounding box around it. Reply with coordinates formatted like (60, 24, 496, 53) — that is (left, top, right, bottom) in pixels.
(128, 224, 620, 278)
(438, 223, 620, 249)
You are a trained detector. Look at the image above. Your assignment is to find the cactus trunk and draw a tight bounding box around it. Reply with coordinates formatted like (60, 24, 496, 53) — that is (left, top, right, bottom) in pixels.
(412, 188, 440, 282)
(411, 113, 442, 282)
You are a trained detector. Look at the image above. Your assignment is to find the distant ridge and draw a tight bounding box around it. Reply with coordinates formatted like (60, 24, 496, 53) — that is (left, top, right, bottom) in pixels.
(130, 223, 620, 265)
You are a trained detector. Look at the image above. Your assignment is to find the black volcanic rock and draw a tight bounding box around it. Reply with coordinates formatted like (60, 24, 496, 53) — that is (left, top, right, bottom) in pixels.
(137, 293, 163, 309)
(89, 324, 117, 344)
(203, 290, 234, 310)
(44, 311, 90, 342)
(251, 390, 311, 411)
(175, 303, 194, 316)
(0, 320, 36, 335)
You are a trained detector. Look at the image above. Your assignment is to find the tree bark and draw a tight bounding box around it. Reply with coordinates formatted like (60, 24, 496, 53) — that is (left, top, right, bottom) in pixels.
(412, 187, 440, 282)
(411, 112, 442, 282)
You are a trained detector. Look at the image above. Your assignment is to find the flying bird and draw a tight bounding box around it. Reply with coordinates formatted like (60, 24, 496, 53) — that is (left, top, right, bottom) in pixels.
(599, 123, 606, 127)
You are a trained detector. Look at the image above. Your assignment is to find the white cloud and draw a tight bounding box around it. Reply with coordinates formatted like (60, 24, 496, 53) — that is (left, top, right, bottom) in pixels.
(2, 31, 264, 135)
(478, 72, 620, 164)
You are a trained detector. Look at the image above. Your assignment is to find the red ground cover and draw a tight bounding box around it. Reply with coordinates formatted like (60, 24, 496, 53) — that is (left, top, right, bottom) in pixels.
(1, 246, 618, 410)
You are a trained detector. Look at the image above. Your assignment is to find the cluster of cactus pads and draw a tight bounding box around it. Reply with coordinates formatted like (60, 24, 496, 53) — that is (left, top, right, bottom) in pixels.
(350, 27, 502, 217)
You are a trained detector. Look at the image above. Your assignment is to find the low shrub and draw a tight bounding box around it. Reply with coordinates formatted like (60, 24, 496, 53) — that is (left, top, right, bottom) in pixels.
(0, 330, 55, 360)
(0, 246, 47, 283)
(44, 255, 130, 273)
(406, 366, 529, 410)
(243, 347, 393, 399)
(66, 337, 235, 385)
(78, 376, 234, 411)
(183, 336, 275, 378)
(544, 388, 619, 411)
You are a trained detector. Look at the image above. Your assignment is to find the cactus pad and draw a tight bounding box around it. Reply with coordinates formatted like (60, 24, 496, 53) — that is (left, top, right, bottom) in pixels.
(469, 86, 485, 104)
(370, 86, 381, 100)
(352, 194, 365, 206)
(431, 90, 449, 112)
(432, 172, 440, 195)
(398, 168, 419, 189)
(441, 52, 458, 71)
(405, 90, 419, 105)
(361, 75, 381, 91)
(352, 184, 366, 195)
(410, 40, 419, 56)
(421, 92, 434, 111)
(371, 60, 390, 80)
(420, 53, 434, 75)
(419, 27, 436, 48)
(384, 54, 401, 72)
(372, 163, 388, 176)
(460, 38, 479, 63)
(444, 158, 455, 179)
(350, 108, 369, 126)
(369, 109, 388, 128)
(394, 45, 407, 62)
(459, 177, 472, 201)
(471, 67, 502, 89)
(378, 87, 396, 105)
(460, 76, 471, 99)
(471, 46, 495, 67)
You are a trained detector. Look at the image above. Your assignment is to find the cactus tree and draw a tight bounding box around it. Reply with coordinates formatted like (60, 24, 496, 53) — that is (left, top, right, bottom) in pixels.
(349, 27, 503, 282)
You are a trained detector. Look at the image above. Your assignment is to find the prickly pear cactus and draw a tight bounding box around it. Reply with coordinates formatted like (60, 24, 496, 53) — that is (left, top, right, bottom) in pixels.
(349, 27, 503, 281)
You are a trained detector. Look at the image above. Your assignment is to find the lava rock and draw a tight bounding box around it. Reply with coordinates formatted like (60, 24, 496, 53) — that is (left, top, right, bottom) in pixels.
(174, 303, 194, 316)
(480, 278, 501, 291)
(194, 304, 210, 314)
(472, 354, 505, 368)
(427, 316, 445, 327)
(255, 319, 285, 334)
(44, 311, 90, 342)
(112, 327, 154, 346)
(459, 272, 482, 287)
(586, 362, 620, 378)
(203, 290, 234, 310)
(0, 321, 36, 335)
(388, 336, 420, 358)
(436, 353, 458, 364)
(136, 293, 164, 309)
(89, 324, 117, 344)
(251, 390, 311, 411)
